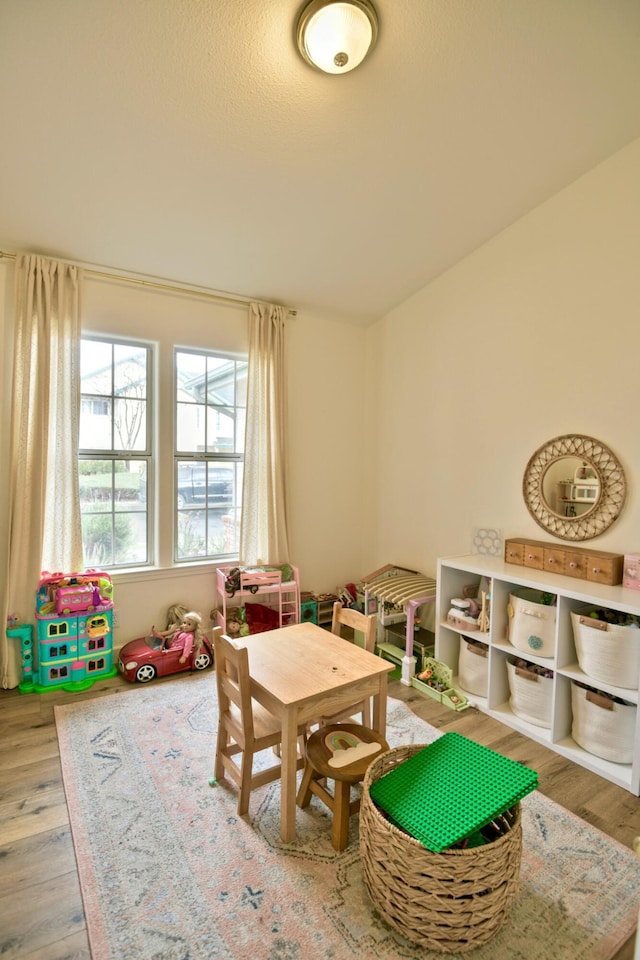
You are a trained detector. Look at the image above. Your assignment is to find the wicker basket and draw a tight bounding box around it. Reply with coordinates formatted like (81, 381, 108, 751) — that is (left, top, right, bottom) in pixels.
(506, 659, 553, 729)
(507, 590, 556, 658)
(458, 637, 488, 697)
(570, 610, 640, 690)
(571, 682, 635, 764)
(360, 744, 523, 954)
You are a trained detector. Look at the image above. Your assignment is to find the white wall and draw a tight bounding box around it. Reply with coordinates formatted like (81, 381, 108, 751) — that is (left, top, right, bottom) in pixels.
(286, 312, 369, 590)
(365, 136, 640, 577)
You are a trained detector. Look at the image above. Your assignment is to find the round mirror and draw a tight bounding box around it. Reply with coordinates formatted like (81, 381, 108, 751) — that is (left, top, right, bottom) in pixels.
(541, 457, 601, 519)
(523, 435, 626, 540)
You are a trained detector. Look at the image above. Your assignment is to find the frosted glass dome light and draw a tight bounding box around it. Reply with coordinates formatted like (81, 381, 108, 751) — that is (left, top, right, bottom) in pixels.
(296, 0, 379, 75)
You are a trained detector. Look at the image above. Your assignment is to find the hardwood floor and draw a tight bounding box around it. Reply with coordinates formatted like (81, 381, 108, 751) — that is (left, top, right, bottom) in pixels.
(0, 674, 638, 959)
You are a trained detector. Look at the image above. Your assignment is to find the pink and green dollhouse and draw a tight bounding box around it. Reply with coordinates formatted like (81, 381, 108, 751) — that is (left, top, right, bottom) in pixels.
(11, 570, 117, 693)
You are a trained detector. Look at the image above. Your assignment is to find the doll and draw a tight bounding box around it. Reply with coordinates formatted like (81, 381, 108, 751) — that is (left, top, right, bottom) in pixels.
(164, 611, 204, 664)
(152, 603, 189, 646)
(164, 603, 188, 636)
(226, 611, 249, 638)
(152, 605, 203, 663)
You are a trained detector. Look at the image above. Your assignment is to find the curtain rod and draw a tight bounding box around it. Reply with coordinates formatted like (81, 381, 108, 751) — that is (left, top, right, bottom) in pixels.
(0, 251, 297, 317)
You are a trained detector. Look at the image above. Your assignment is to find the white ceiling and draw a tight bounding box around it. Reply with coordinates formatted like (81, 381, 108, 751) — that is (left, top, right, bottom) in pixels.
(1, 0, 639, 326)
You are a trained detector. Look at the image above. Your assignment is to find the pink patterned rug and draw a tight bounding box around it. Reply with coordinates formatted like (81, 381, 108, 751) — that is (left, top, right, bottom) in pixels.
(55, 673, 640, 960)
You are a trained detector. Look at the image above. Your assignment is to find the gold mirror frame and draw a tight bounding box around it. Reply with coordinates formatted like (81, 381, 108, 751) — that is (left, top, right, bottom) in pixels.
(523, 434, 626, 541)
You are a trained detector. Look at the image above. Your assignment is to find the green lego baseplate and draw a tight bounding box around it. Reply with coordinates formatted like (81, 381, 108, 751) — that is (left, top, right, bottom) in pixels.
(369, 731, 538, 852)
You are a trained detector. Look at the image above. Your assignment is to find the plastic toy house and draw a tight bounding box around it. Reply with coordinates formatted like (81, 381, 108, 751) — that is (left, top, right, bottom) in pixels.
(362, 564, 438, 685)
(20, 570, 118, 693)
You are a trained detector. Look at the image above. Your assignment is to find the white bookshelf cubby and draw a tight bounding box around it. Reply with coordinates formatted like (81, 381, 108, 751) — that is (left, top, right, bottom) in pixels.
(436, 554, 640, 795)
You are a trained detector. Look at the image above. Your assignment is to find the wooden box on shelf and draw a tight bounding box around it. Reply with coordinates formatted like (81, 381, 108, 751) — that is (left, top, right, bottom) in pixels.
(504, 538, 623, 586)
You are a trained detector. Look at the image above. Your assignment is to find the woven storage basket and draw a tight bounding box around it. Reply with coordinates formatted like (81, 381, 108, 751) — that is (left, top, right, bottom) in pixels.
(458, 637, 488, 697)
(571, 682, 635, 764)
(360, 744, 522, 954)
(506, 659, 553, 729)
(570, 610, 640, 690)
(507, 590, 556, 657)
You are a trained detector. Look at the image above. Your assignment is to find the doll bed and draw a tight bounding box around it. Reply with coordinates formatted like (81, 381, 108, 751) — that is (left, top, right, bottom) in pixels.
(214, 564, 300, 634)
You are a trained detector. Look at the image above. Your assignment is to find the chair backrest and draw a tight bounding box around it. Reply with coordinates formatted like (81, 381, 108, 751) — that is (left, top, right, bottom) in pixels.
(213, 631, 255, 744)
(331, 601, 377, 654)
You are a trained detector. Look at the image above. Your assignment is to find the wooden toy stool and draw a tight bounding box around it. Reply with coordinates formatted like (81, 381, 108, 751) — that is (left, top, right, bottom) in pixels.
(296, 722, 389, 851)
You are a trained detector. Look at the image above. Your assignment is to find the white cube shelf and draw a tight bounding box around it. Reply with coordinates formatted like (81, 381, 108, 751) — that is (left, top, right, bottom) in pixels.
(436, 554, 640, 795)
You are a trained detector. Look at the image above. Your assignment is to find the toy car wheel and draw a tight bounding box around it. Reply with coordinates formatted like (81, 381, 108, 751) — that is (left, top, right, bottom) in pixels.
(193, 652, 212, 671)
(136, 664, 157, 683)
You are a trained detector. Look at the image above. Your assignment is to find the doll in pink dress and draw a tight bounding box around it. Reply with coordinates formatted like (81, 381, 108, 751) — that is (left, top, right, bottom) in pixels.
(154, 610, 204, 664)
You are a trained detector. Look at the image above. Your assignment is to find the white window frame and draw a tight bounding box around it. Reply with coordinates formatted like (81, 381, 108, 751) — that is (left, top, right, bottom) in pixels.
(174, 347, 246, 564)
(79, 335, 153, 569)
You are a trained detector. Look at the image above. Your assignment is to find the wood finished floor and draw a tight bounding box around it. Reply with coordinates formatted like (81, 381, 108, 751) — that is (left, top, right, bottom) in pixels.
(1, 673, 639, 960)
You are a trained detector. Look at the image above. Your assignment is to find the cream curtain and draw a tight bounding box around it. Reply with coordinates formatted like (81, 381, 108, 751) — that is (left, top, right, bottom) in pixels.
(0, 255, 83, 688)
(239, 302, 291, 566)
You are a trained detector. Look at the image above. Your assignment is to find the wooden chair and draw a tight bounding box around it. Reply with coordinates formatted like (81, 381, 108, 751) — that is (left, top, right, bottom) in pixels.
(320, 601, 378, 726)
(213, 630, 305, 816)
(297, 722, 389, 851)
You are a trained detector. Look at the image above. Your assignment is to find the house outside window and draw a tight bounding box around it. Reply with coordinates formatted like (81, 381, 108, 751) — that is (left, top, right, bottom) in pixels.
(175, 349, 246, 562)
(79, 338, 151, 568)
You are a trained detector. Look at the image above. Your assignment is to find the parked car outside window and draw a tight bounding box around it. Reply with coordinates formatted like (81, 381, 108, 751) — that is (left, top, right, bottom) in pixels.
(176, 463, 233, 509)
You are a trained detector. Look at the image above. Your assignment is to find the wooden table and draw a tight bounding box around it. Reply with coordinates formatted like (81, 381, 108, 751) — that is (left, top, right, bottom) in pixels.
(241, 621, 393, 842)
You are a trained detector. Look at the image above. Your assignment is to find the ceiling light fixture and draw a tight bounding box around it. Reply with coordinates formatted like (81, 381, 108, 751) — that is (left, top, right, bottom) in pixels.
(296, 0, 379, 75)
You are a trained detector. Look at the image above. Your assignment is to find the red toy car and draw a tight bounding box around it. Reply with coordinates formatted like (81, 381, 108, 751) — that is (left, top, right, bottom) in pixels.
(118, 632, 214, 683)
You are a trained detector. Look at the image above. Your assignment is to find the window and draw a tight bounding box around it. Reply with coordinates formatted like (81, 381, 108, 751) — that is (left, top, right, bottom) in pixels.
(78, 339, 246, 570)
(79, 338, 151, 567)
(175, 350, 247, 562)
(49, 666, 69, 680)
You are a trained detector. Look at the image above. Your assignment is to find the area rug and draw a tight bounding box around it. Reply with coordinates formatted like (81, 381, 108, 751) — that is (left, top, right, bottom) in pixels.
(55, 673, 640, 960)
